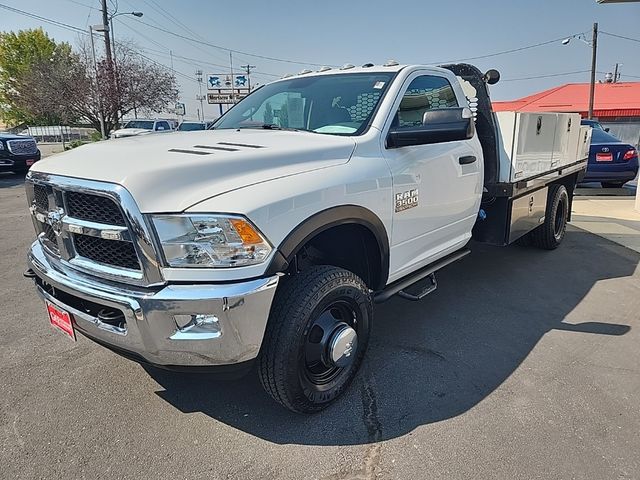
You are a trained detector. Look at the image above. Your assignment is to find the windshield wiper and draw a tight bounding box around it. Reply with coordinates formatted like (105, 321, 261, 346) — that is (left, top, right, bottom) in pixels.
(231, 124, 313, 133)
(260, 124, 298, 131)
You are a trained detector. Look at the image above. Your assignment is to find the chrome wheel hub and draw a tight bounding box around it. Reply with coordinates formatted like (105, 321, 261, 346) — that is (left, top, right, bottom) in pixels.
(328, 324, 358, 368)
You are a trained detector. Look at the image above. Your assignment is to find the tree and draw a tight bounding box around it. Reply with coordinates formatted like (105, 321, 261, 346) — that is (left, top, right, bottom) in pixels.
(0, 28, 80, 126)
(75, 40, 178, 133)
(0, 28, 178, 134)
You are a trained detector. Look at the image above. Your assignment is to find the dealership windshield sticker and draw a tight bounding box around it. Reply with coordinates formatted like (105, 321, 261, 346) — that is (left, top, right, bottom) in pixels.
(395, 189, 419, 212)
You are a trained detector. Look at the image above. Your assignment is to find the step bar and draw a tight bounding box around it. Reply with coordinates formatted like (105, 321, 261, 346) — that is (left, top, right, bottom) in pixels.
(374, 248, 471, 303)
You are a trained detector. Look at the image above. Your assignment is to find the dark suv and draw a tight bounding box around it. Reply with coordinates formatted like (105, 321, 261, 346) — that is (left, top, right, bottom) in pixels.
(0, 133, 41, 174)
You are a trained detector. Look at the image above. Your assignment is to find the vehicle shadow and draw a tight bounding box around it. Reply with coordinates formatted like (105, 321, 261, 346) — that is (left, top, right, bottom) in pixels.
(0, 172, 27, 188)
(144, 229, 636, 446)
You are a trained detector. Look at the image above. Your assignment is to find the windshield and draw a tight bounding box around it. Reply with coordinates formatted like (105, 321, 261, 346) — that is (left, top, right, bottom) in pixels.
(581, 120, 604, 130)
(178, 122, 206, 131)
(591, 128, 621, 143)
(213, 72, 395, 136)
(123, 120, 154, 130)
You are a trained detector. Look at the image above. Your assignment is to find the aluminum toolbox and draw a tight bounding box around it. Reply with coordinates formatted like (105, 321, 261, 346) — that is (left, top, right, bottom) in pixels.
(495, 111, 583, 183)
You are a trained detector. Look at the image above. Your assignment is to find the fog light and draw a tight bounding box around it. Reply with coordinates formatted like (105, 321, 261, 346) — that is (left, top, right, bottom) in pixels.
(171, 314, 221, 340)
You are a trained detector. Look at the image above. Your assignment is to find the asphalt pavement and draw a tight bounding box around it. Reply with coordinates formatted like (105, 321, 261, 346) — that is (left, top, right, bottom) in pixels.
(2, 172, 639, 480)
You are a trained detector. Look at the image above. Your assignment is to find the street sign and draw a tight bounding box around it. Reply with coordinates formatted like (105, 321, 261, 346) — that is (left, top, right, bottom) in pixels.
(207, 73, 251, 90)
(174, 102, 185, 116)
(207, 92, 248, 104)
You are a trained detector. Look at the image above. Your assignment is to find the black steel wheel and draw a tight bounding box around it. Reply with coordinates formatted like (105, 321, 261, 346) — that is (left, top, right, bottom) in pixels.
(530, 184, 569, 250)
(259, 266, 372, 414)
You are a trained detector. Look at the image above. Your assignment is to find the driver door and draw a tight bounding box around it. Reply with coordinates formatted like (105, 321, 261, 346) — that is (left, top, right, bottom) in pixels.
(382, 72, 483, 282)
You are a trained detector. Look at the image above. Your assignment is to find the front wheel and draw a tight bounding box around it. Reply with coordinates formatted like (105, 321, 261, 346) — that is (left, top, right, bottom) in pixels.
(530, 184, 569, 250)
(259, 266, 372, 414)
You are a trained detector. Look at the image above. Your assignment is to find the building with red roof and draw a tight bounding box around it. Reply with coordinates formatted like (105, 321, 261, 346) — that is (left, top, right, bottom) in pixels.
(493, 82, 640, 147)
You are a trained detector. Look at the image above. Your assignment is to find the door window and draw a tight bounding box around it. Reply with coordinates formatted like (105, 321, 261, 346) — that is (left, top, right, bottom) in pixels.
(156, 121, 170, 131)
(393, 76, 458, 129)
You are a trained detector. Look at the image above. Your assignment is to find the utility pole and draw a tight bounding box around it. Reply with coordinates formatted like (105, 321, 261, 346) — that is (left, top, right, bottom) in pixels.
(89, 26, 106, 139)
(613, 62, 620, 83)
(101, 0, 113, 65)
(229, 51, 235, 103)
(100, 0, 116, 132)
(196, 69, 205, 121)
(240, 64, 256, 92)
(588, 22, 598, 119)
(109, 16, 121, 127)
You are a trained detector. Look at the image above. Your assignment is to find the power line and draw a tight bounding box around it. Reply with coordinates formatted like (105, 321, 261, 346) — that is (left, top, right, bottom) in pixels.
(116, 17, 175, 52)
(0, 3, 87, 34)
(142, 46, 281, 77)
(114, 18, 283, 84)
(3, 3, 621, 88)
(144, 0, 208, 44)
(125, 16, 333, 67)
(63, 0, 97, 10)
(600, 31, 640, 44)
(133, 50, 199, 83)
(502, 70, 591, 82)
(433, 33, 586, 64)
(0, 2, 278, 92)
(0, 1, 325, 70)
(125, 0, 230, 64)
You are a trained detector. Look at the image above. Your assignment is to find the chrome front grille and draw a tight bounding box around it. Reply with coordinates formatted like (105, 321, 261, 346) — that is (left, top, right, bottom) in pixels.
(74, 234, 140, 270)
(66, 191, 126, 226)
(33, 184, 49, 210)
(42, 222, 59, 252)
(25, 173, 164, 286)
(8, 139, 38, 155)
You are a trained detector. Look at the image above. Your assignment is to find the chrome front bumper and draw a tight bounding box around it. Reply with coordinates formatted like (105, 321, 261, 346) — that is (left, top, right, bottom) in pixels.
(28, 241, 279, 367)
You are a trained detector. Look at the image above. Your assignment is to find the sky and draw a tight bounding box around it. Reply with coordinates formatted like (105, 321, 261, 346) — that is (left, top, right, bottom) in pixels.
(0, 0, 639, 120)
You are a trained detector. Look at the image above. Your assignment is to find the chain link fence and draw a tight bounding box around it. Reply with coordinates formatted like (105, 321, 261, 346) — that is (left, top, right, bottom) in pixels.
(24, 126, 96, 143)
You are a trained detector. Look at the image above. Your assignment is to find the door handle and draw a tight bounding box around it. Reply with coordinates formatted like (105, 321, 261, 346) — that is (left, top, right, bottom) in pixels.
(459, 155, 476, 165)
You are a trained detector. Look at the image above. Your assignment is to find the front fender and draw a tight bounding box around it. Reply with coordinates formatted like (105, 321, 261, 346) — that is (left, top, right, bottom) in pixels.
(263, 204, 390, 289)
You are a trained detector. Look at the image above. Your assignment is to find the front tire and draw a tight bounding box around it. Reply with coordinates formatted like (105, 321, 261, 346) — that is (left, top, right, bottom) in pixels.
(530, 184, 569, 250)
(259, 266, 372, 414)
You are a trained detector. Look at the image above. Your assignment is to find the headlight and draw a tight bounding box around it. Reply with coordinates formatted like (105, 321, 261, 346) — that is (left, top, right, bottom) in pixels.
(152, 214, 272, 268)
(0, 142, 4, 150)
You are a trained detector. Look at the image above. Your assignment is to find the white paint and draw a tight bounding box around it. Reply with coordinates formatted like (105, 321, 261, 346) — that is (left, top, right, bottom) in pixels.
(31, 64, 583, 285)
(495, 111, 584, 183)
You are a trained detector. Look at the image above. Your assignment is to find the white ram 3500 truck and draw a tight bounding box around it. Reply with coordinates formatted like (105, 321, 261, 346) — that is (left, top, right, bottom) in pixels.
(25, 63, 590, 413)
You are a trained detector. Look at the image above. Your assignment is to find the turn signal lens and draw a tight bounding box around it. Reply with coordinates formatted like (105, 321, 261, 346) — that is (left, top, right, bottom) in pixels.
(230, 218, 263, 244)
(623, 149, 637, 161)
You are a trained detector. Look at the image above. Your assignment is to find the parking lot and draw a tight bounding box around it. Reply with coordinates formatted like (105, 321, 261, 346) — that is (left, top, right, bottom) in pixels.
(1, 172, 639, 480)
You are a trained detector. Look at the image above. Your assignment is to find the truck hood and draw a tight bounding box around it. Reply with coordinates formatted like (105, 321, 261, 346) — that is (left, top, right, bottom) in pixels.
(31, 129, 356, 212)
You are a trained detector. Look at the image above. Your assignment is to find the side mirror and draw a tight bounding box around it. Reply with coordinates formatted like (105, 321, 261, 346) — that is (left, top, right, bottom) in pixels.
(604, 127, 610, 132)
(387, 107, 475, 148)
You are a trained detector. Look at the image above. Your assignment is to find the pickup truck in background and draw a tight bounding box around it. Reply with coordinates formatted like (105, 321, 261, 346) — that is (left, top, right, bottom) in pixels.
(110, 118, 175, 139)
(24, 62, 590, 413)
(0, 132, 41, 174)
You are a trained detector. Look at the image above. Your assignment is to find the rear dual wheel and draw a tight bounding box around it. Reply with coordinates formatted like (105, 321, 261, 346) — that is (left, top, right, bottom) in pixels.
(530, 184, 569, 250)
(259, 266, 372, 414)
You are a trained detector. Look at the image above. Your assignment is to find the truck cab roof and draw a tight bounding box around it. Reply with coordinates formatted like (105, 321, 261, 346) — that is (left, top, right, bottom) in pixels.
(276, 63, 448, 81)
